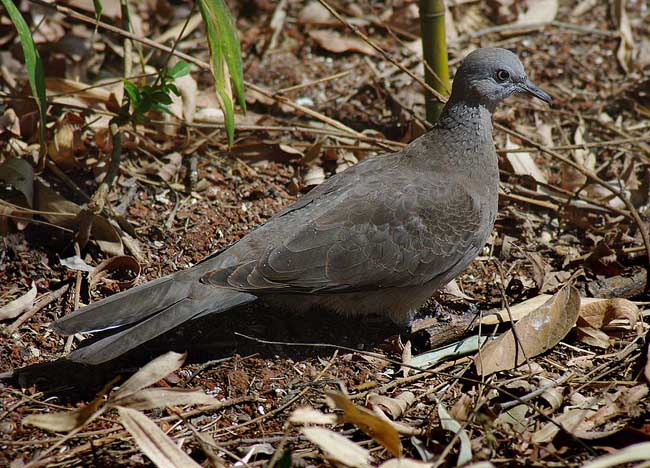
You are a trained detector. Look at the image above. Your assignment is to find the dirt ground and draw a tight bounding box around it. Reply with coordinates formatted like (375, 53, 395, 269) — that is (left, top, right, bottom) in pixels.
(1, 0, 650, 466)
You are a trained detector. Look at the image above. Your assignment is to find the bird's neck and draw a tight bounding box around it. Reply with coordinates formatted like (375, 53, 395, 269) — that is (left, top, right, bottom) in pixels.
(436, 100, 494, 136)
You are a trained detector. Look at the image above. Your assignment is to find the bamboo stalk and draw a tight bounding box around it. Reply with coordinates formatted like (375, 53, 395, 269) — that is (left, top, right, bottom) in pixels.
(419, 0, 450, 123)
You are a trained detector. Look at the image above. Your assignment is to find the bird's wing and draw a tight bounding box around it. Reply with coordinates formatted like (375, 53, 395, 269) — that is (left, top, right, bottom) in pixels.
(202, 158, 483, 294)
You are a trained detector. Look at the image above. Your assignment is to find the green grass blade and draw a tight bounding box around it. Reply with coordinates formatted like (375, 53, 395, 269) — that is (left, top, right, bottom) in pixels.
(210, 0, 246, 112)
(92, 0, 103, 29)
(198, 0, 244, 145)
(2, 0, 47, 157)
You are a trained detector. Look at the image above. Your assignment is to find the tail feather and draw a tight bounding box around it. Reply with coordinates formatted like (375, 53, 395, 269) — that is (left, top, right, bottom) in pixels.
(52, 275, 186, 334)
(65, 289, 256, 364)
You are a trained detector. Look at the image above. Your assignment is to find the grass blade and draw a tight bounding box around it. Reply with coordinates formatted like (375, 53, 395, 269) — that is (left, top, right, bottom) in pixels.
(2, 0, 47, 158)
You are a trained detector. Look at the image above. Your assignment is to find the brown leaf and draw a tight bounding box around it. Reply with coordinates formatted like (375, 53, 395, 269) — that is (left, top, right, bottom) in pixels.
(578, 298, 640, 329)
(367, 392, 415, 420)
(326, 391, 402, 457)
(475, 286, 581, 376)
(575, 326, 611, 349)
(88, 255, 141, 292)
(308, 30, 376, 56)
(23, 394, 105, 433)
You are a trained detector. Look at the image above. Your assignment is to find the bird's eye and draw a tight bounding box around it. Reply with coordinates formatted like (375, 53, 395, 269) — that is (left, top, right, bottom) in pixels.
(496, 69, 510, 82)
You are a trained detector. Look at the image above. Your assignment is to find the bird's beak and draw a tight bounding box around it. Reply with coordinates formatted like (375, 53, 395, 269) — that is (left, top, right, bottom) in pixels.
(519, 79, 552, 104)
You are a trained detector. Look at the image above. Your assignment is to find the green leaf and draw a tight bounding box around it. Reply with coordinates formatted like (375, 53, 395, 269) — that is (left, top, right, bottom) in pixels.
(2, 0, 47, 158)
(168, 60, 190, 79)
(198, 0, 245, 145)
(92, 0, 103, 29)
(123, 80, 140, 105)
(208, 0, 246, 112)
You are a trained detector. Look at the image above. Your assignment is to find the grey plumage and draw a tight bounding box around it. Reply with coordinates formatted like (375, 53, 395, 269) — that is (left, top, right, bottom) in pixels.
(53, 48, 551, 364)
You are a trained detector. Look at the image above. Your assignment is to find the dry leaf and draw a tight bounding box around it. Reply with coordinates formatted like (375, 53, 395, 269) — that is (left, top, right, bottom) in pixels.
(308, 30, 376, 56)
(326, 391, 402, 457)
(112, 388, 218, 411)
(580, 441, 650, 468)
(475, 286, 581, 376)
(304, 165, 326, 186)
(111, 352, 186, 402)
(378, 459, 436, 468)
(289, 407, 338, 425)
(301, 426, 372, 468)
(516, 0, 558, 24)
(613, 0, 634, 72)
(438, 403, 472, 466)
(367, 392, 415, 419)
(118, 406, 203, 468)
(298, 1, 333, 23)
(0, 282, 36, 321)
(504, 136, 547, 185)
(88, 255, 141, 292)
(575, 326, 611, 349)
(23, 394, 105, 433)
(578, 298, 640, 329)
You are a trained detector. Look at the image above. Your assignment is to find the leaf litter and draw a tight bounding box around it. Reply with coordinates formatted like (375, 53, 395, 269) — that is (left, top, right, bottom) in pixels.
(1, 0, 650, 467)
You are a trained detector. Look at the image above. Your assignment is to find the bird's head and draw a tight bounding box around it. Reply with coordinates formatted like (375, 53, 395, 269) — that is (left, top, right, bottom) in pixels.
(448, 48, 552, 112)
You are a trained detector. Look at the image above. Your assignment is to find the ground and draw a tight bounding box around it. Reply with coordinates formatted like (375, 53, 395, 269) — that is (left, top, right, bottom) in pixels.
(1, 0, 650, 467)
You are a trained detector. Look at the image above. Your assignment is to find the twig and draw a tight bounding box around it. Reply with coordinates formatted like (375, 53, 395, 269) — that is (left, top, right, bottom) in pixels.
(497, 123, 650, 290)
(6, 285, 70, 335)
(317, 0, 447, 103)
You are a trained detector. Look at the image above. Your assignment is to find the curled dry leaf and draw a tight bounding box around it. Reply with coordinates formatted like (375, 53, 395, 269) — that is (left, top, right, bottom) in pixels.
(367, 392, 415, 420)
(308, 30, 376, 56)
(301, 426, 372, 468)
(0, 281, 36, 320)
(579, 298, 640, 329)
(89, 255, 141, 292)
(475, 286, 581, 376)
(326, 391, 402, 457)
(576, 326, 611, 349)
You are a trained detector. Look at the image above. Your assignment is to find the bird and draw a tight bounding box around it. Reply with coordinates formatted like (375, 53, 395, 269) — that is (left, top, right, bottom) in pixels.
(53, 48, 552, 364)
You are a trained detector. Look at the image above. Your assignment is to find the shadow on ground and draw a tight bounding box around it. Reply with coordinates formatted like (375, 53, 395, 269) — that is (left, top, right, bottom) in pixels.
(5, 301, 403, 400)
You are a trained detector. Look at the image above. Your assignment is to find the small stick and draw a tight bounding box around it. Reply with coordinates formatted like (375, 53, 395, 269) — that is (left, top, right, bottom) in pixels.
(6, 285, 70, 335)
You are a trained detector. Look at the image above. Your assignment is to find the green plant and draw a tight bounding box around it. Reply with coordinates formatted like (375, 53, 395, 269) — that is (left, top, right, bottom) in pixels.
(123, 61, 191, 125)
(2, 0, 47, 159)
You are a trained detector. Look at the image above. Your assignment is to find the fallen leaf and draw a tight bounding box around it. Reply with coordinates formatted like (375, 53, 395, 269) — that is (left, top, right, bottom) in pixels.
(289, 407, 338, 425)
(111, 388, 218, 411)
(580, 441, 650, 468)
(0, 282, 37, 320)
(118, 406, 203, 468)
(111, 352, 187, 401)
(23, 393, 106, 433)
(326, 391, 402, 457)
(308, 30, 376, 56)
(438, 403, 472, 466)
(516, 0, 558, 24)
(298, 1, 334, 23)
(575, 326, 611, 349)
(367, 392, 415, 419)
(475, 286, 581, 376)
(301, 426, 372, 468)
(578, 298, 640, 329)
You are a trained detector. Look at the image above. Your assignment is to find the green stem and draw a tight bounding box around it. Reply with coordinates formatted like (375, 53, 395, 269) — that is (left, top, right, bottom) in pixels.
(419, 0, 450, 123)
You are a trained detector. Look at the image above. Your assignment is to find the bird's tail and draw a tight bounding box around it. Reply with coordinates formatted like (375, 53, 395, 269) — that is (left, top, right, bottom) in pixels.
(52, 271, 256, 364)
